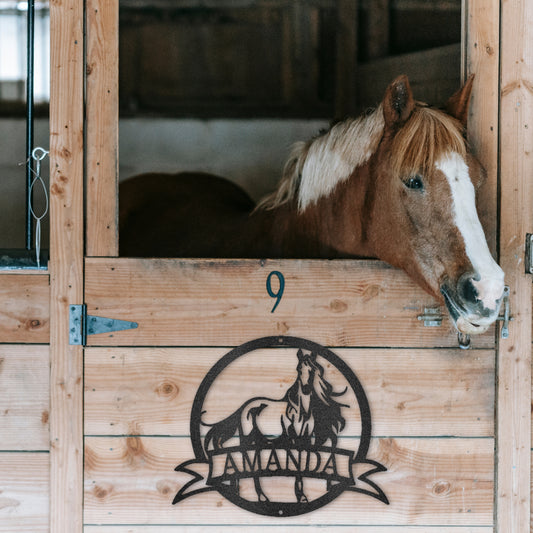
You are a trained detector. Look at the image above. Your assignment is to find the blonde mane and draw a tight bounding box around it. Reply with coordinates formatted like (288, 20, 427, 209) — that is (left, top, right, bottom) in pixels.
(389, 105, 466, 178)
(256, 103, 467, 212)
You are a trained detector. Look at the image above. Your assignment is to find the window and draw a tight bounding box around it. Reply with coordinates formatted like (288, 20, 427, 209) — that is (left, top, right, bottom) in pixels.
(0, 1, 49, 106)
(0, 0, 49, 264)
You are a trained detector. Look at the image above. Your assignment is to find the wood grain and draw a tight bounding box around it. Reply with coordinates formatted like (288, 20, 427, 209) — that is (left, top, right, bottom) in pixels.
(84, 347, 495, 438)
(465, 0, 500, 252)
(335, 0, 358, 116)
(49, 0, 85, 530)
(0, 345, 49, 450)
(357, 44, 461, 111)
(0, 274, 49, 343)
(83, 436, 493, 526)
(84, 258, 495, 349)
(86, 0, 119, 257)
(83, 524, 494, 533)
(0, 452, 49, 532)
(366, 0, 390, 60)
(497, 0, 533, 530)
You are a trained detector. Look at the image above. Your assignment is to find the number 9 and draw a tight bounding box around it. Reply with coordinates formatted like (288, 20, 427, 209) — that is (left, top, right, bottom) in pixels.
(266, 271, 285, 313)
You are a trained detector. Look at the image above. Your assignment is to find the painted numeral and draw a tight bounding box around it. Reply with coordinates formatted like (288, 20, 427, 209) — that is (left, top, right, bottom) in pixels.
(266, 271, 285, 313)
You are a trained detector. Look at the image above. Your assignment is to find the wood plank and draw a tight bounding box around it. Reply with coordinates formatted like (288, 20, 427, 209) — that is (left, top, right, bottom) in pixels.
(0, 452, 49, 533)
(84, 258, 495, 348)
(83, 524, 494, 533)
(465, 0, 500, 252)
(335, 0, 358, 116)
(357, 44, 461, 111)
(49, 0, 85, 531)
(0, 274, 49, 343)
(0, 345, 49, 450)
(84, 347, 494, 437)
(86, 0, 119, 257)
(497, 0, 533, 530)
(83, 436, 493, 526)
(289, 1, 317, 108)
(366, 0, 390, 60)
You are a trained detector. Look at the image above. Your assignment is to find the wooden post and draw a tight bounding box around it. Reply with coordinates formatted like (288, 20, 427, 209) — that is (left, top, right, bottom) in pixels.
(335, 0, 358, 117)
(366, 0, 389, 60)
(49, 0, 85, 531)
(497, 0, 533, 530)
(86, 0, 119, 257)
(289, 1, 318, 111)
(465, 0, 500, 252)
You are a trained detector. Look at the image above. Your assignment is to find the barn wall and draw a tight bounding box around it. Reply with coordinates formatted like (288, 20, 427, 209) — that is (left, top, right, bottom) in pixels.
(0, 274, 50, 532)
(118, 118, 327, 200)
(0, 118, 326, 248)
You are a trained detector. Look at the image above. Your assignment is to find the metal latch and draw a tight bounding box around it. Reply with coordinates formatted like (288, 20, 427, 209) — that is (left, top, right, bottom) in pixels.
(497, 285, 511, 339)
(69, 304, 138, 345)
(418, 286, 511, 349)
(458, 285, 512, 349)
(417, 307, 443, 327)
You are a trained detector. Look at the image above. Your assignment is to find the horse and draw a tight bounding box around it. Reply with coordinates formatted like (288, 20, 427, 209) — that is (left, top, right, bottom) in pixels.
(202, 349, 347, 503)
(119, 75, 505, 336)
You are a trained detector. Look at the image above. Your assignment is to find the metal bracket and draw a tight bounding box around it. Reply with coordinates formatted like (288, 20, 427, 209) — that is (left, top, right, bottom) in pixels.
(526, 233, 533, 274)
(458, 285, 511, 348)
(417, 307, 444, 327)
(497, 285, 512, 339)
(69, 304, 138, 345)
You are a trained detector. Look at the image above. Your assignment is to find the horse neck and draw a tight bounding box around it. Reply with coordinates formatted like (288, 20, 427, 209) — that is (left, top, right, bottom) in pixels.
(248, 163, 374, 258)
(298, 380, 311, 412)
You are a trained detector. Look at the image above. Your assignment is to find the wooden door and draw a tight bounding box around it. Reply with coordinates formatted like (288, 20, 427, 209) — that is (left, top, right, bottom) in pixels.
(48, 1, 532, 532)
(81, 257, 496, 529)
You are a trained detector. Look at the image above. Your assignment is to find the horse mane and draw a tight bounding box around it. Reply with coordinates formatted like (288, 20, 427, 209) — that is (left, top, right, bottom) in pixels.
(256, 103, 466, 213)
(284, 356, 347, 444)
(389, 104, 466, 179)
(308, 360, 347, 442)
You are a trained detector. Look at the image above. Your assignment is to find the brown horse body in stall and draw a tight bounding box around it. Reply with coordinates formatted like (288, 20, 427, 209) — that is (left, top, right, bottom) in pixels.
(120, 76, 505, 335)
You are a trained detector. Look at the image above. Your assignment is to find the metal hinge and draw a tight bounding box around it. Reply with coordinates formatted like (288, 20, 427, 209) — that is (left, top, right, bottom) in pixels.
(69, 304, 138, 345)
(526, 233, 533, 274)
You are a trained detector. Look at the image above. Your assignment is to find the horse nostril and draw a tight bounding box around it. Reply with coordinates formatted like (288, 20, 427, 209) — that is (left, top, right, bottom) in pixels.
(458, 274, 479, 305)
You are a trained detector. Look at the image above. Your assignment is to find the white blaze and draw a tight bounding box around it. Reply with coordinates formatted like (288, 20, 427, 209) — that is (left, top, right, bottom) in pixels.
(436, 153, 505, 311)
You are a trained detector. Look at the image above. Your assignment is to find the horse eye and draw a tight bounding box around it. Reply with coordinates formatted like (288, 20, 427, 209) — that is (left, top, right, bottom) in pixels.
(404, 175, 424, 190)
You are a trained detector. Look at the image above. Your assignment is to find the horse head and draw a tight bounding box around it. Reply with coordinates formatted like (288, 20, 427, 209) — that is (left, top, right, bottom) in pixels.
(367, 75, 504, 335)
(296, 349, 316, 392)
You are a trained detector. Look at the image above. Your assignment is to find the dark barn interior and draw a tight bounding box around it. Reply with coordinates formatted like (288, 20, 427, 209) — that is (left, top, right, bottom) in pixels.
(118, 0, 462, 119)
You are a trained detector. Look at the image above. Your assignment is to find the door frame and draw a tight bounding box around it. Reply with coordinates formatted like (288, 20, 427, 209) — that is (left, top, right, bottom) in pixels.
(48, 1, 533, 531)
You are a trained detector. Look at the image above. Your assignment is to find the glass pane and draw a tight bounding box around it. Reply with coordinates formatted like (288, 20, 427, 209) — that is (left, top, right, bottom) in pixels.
(0, 1, 49, 257)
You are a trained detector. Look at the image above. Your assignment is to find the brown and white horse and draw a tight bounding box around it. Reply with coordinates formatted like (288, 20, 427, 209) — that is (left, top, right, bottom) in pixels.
(119, 75, 505, 335)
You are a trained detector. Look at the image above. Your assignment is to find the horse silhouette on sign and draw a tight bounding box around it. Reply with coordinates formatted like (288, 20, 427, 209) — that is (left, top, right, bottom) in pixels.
(203, 349, 348, 503)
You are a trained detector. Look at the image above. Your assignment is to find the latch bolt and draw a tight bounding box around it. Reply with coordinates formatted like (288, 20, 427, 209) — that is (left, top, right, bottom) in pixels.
(497, 285, 511, 339)
(417, 307, 443, 327)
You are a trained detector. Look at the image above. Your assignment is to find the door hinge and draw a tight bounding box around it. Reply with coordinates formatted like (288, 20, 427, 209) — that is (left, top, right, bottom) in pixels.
(69, 304, 138, 345)
(526, 233, 533, 274)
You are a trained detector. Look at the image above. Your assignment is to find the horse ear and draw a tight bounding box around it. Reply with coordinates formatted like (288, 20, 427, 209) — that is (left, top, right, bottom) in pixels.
(382, 75, 416, 128)
(445, 74, 475, 127)
(297, 349, 304, 361)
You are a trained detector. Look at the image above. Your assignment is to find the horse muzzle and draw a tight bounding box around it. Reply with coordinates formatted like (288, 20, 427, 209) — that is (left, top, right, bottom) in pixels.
(440, 272, 505, 335)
